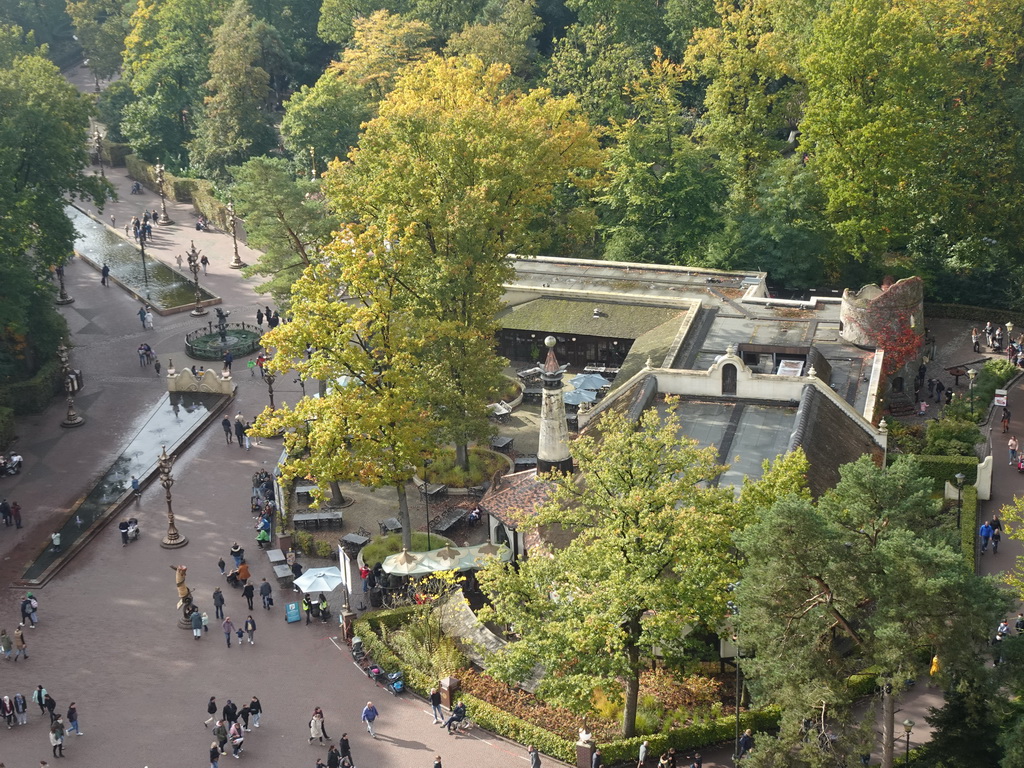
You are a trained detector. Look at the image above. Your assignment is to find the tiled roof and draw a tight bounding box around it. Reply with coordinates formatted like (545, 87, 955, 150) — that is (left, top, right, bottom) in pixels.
(480, 469, 554, 527)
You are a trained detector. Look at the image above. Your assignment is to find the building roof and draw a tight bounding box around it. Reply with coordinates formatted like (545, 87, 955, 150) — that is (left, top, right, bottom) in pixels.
(497, 298, 684, 340)
(481, 469, 555, 527)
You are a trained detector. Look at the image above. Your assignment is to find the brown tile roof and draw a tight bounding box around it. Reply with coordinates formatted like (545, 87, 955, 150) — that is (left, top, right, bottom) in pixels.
(481, 469, 555, 527)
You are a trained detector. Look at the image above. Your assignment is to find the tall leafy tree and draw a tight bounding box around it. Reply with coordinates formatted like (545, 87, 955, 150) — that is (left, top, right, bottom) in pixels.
(735, 455, 1008, 768)
(600, 51, 727, 264)
(254, 222, 438, 550)
(327, 54, 603, 469)
(445, 0, 543, 81)
(188, 0, 275, 178)
(478, 402, 738, 737)
(280, 68, 372, 173)
(334, 10, 432, 103)
(65, 0, 131, 83)
(229, 157, 338, 308)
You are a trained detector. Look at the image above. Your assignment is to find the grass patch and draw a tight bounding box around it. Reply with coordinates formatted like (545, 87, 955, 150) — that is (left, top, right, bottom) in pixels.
(362, 532, 454, 568)
(425, 447, 508, 487)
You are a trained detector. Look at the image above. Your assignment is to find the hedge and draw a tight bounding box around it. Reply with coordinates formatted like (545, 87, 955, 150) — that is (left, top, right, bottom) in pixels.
(352, 608, 781, 764)
(102, 141, 133, 167)
(924, 303, 1024, 325)
(0, 358, 63, 414)
(912, 454, 978, 489)
(0, 406, 14, 448)
(191, 179, 231, 231)
(124, 155, 199, 203)
(960, 484, 978, 568)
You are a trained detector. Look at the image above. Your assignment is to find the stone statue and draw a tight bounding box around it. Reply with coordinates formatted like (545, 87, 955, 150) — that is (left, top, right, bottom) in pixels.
(171, 564, 197, 619)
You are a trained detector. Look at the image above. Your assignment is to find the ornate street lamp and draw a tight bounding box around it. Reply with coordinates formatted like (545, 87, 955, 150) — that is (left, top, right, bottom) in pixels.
(57, 342, 84, 428)
(967, 368, 977, 416)
(55, 261, 74, 305)
(309, 145, 317, 181)
(93, 129, 104, 178)
(424, 458, 433, 551)
(158, 445, 188, 549)
(902, 718, 914, 766)
(156, 163, 173, 225)
(955, 472, 966, 530)
(185, 241, 208, 316)
(265, 369, 276, 410)
(138, 224, 151, 298)
(226, 201, 246, 269)
(879, 418, 888, 469)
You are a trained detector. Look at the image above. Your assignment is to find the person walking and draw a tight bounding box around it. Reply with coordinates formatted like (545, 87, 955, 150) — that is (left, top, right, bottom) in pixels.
(230, 542, 244, 568)
(222, 417, 233, 444)
(11, 501, 21, 529)
(637, 741, 649, 768)
(339, 733, 352, 762)
(1010, 436, 1019, 465)
(259, 579, 272, 610)
(434, 757, 443, 768)
(222, 617, 236, 647)
(234, 419, 245, 450)
(222, 699, 238, 726)
(0, 629, 11, 661)
(49, 720, 64, 758)
(980, 521, 994, 554)
(201, 253, 210, 274)
(44, 692, 57, 722)
(429, 687, 443, 723)
(213, 588, 226, 620)
(191, 609, 204, 639)
(210, 741, 221, 768)
(1003, 408, 1012, 433)
(131, 476, 141, 498)
(144, 308, 154, 330)
(327, 744, 342, 768)
(1, 696, 14, 728)
(213, 720, 229, 755)
(738, 729, 755, 758)
(242, 581, 255, 611)
(243, 422, 252, 451)
(101, 263, 110, 286)
(21, 594, 37, 628)
(529, 744, 542, 768)
(361, 701, 379, 738)
(13, 625, 27, 661)
(32, 686, 47, 715)
(309, 709, 328, 745)
(229, 720, 245, 758)
(65, 703, 81, 735)
(14, 692, 28, 725)
(244, 615, 256, 645)
(237, 702, 252, 731)
(137, 305, 147, 329)
(204, 696, 218, 728)
(249, 696, 263, 728)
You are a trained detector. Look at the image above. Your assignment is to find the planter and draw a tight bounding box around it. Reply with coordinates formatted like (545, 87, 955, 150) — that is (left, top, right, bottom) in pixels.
(413, 448, 514, 494)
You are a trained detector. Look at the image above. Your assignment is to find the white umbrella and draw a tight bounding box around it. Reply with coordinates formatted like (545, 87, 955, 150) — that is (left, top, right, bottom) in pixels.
(434, 544, 463, 563)
(294, 566, 344, 593)
(382, 548, 427, 575)
(570, 373, 612, 390)
(563, 389, 597, 405)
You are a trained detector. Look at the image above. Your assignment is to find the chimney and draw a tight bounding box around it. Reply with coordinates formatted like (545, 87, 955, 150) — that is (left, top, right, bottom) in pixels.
(537, 336, 573, 475)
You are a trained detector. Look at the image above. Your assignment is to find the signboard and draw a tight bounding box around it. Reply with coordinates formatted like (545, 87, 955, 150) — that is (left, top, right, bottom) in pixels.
(285, 601, 302, 623)
(996, 389, 1008, 407)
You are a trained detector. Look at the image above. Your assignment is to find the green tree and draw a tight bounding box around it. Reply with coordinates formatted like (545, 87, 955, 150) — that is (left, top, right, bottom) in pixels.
(408, 0, 486, 39)
(316, 0, 409, 46)
(280, 68, 371, 173)
(334, 10, 432, 103)
(735, 455, 1008, 768)
(327, 54, 603, 469)
(229, 157, 339, 307)
(254, 223, 438, 551)
(477, 402, 738, 737)
(188, 0, 275, 178)
(65, 0, 131, 84)
(445, 0, 543, 81)
(599, 51, 726, 264)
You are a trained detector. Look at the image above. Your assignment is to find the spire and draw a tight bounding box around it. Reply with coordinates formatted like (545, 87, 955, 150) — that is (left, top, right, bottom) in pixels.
(537, 336, 573, 475)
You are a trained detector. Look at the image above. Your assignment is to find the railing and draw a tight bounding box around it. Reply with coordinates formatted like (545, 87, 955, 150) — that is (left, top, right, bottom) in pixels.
(184, 322, 264, 360)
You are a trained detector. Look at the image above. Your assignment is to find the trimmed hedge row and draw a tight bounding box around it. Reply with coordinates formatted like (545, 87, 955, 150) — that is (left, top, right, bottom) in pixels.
(960, 484, 978, 568)
(924, 303, 1024, 325)
(0, 406, 14, 448)
(913, 454, 979, 489)
(352, 609, 781, 764)
(122, 154, 231, 227)
(0, 359, 63, 414)
(102, 141, 133, 167)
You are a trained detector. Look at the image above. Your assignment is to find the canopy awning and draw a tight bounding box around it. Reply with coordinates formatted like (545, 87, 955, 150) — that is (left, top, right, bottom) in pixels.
(381, 542, 511, 576)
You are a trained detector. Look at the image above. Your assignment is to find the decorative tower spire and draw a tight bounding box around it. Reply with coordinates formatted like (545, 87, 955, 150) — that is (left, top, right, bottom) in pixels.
(537, 336, 573, 475)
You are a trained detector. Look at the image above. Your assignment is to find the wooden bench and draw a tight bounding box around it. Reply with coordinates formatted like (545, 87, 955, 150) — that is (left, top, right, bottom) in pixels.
(430, 506, 468, 534)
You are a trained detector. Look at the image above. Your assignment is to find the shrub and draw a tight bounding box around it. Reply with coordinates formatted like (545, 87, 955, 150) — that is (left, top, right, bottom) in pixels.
(191, 180, 229, 229)
(886, 419, 925, 455)
(103, 141, 133, 167)
(912, 455, 979, 490)
(360, 532, 454, 569)
(925, 418, 982, 456)
(424, 447, 510, 487)
(0, 358, 63, 414)
(290, 529, 314, 555)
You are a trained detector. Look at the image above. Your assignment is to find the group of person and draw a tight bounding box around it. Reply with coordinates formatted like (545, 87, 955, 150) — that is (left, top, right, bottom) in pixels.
(0, 499, 23, 529)
(126, 211, 157, 243)
(221, 414, 257, 451)
(978, 516, 1003, 554)
(255, 307, 281, 331)
(308, 706, 355, 767)
(0, 678, 83, 758)
(205, 695, 263, 764)
(136, 343, 156, 368)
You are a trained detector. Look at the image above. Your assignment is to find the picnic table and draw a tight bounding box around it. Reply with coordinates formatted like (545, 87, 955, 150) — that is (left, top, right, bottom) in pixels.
(491, 435, 514, 453)
(379, 517, 402, 534)
(431, 506, 468, 534)
(295, 482, 318, 504)
(514, 454, 538, 472)
(523, 386, 543, 403)
(272, 564, 293, 584)
(418, 483, 448, 502)
(487, 401, 512, 423)
(293, 509, 344, 529)
(266, 548, 286, 565)
(583, 365, 620, 376)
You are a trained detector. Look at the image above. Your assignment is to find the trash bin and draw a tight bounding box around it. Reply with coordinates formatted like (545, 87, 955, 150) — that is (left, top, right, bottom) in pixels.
(369, 587, 383, 608)
(440, 676, 460, 709)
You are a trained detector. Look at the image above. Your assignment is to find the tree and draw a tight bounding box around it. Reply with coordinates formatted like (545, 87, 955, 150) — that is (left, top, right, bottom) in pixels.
(735, 455, 1008, 768)
(280, 69, 371, 174)
(66, 0, 131, 83)
(599, 50, 727, 264)
(334, 10, 432, 103)
(327, 54, 603, 469)
(229, 157, 339, 308)
(254, 222, 438, 551)
(445, 0, 543, 81)
(316, 0, 410, 46)
(477, 402, 738, 737)
(188, 0, 275, 178)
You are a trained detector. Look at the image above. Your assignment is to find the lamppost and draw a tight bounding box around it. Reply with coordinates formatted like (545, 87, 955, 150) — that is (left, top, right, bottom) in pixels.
(138, 224, 151, 298)
(266, 369, 276, 410)
(725, 582, 743, 764)
(902, 718, 914, 765)
(57, 342, 85, 428)
(1008, 321, 1015, 346)
(158, 445, 188, 549)
(293, 376, 306, 397)
(55, 261, 74, 305)
(955, 472, 966, 530)
(309, 146, 317, 181)
(967, 368, 977, 416)
(93, 129, 104, 178)
(226, 201, 246, 269)
(879, 418, 888, 469)
(156, 163, 173, 224)
(185, 241, 208, 316)
(424, 458, 433, 550)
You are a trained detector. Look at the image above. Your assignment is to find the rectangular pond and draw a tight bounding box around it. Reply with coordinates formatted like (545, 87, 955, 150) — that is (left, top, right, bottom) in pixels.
(69, 205, 218, 311)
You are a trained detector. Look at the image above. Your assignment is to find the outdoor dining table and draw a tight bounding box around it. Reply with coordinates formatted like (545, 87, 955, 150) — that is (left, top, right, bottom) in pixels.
(293, 509, 344, 529)
(491, 435, 514, 453)
(341, 532, 370, 549)
(381, 517, 402, 533)
(266, 548, 286, 564)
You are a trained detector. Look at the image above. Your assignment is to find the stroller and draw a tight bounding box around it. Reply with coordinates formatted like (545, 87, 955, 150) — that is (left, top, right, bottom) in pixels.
(130, 181, 143, 194)
(126, 517, 140, 542)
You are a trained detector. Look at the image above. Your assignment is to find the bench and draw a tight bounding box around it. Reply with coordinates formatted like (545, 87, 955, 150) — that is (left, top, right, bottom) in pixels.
(273, 564, 293, 586)
(430, 506, 468, 534)
(293, 510, 344, 529)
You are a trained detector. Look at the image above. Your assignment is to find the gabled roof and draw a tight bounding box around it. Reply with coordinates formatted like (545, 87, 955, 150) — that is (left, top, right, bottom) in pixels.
(480, 469, 554, 527)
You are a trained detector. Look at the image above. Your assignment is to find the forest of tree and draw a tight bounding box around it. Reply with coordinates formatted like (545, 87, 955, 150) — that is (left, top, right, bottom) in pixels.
(6, 0, 1023, 307)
